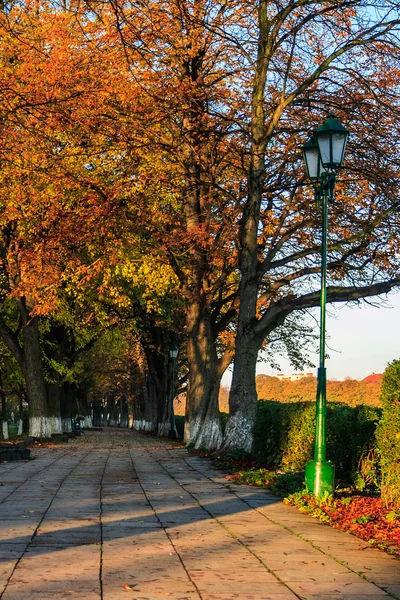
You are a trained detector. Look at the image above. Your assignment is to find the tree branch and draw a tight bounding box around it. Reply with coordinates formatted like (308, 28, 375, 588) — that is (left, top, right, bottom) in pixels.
(254, 277, 400, 339)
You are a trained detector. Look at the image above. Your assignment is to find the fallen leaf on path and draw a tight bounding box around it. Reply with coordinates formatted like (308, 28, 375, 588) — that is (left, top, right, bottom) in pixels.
(123, 584, 134, 590)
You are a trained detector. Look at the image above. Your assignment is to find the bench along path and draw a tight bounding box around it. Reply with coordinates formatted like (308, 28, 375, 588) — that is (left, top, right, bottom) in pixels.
(0, 430, 398, 600)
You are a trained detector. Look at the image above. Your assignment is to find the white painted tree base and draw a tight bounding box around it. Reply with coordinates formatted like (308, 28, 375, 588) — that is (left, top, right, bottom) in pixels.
(133, 420, 154, 431)
(157, 421, 170, 437)
(29, 416, 51, 438)
(82, 416, 93, 428)
(49, 416, 63, 435)
(185, 416, 222, 451)
(2, 421, 9, 440)
(17, 419, 23, 436)
(62, 418, 72, 433)
(222, 414, 254, 453)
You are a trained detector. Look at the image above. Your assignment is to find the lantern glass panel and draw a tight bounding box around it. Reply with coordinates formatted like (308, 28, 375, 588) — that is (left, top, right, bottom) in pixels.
(332, 132, 348, 166)
(169, 346, 179, 359)
(316, 132, 331, 167)
(303, 145, 320, 180)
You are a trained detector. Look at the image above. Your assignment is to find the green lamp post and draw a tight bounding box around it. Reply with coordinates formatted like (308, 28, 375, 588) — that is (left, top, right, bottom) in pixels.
(302, 115, 349, 497)
(168, 344, 179, 439)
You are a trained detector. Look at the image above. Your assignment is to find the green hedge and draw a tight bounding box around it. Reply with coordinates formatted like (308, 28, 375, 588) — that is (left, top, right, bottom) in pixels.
(253, 400, 380, 480)
(376, 360, 400, 506)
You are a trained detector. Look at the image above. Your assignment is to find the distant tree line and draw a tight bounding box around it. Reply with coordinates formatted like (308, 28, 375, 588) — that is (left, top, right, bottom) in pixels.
(255, 375, 382, 407)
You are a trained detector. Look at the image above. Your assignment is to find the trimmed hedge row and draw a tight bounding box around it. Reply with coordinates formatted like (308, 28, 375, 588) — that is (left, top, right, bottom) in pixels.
(176, 401, 381, 484)
(253, 401, 380, 481)
(376, 360, 400, 506)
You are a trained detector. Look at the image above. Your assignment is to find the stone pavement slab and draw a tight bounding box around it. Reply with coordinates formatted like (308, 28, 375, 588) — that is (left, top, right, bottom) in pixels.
(0, 429, 399, 600)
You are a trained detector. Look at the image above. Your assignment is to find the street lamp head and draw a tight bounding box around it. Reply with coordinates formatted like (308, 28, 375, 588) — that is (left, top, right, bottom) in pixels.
(302, 135, 327, 181)
(314, 114, 349, 169)
(169, 344, 179, 359)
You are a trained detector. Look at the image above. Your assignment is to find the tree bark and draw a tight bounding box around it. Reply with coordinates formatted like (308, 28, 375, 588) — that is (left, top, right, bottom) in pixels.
(0, 302, 49, 437)
(132, 380, 157, 432)
(18, 393, 23, 436)
(223, 335, 260, 453)
(19, 306, 50, 438)
(0, 373, 8, 440)
(46, 375, 63, 435)
(157, 364, 174, 437)
(75, 390, 93, 428)
(61, 383, 73, 432)
(185, 301, 222, 450)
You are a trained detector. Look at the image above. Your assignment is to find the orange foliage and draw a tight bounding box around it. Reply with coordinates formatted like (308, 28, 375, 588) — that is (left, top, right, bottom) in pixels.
(256, 375, 382, 407)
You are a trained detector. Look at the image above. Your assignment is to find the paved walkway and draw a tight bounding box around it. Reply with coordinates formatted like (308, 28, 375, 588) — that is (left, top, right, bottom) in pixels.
(0, 430, 399, 600)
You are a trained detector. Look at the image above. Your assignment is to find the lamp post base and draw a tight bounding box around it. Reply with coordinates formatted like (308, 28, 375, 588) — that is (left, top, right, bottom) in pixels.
(305, 460, 335, 497)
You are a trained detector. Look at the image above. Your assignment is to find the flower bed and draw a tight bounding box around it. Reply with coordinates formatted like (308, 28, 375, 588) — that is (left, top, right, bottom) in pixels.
(285, 490, 400, 557)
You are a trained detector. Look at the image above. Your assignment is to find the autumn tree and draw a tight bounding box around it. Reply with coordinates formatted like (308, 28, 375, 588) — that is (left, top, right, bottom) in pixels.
(2, 0, 400, 451)
(83, 0, 248, 448)
(223, 1, 400, 451)
(0, 0, 146, 435)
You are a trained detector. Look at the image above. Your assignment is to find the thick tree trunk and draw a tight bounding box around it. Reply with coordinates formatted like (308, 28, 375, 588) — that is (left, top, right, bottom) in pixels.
(223, 335, 260, 453)
(107, 392, 118, 427)
(157, 360, 176, 437)
(18, 393, 23, 435)
(61, 383, 73, 433)
(82, 414, 93, 428)
(92, 400, 102, 427)
(0, 373, 8, 440)
(20, 310, 50, 438)
(185, 302, 222, 450)
(118, 397, 128, 428)
(76, 391, 92, 428)
(133, 382, 157, 432)
(141, 332, 169, 437)
(46, 378, 63, 435)
(222, 3, 271, 454)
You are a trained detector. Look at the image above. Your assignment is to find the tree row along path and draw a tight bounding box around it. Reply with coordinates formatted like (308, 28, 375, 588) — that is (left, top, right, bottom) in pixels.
(0, 430, 398, 600)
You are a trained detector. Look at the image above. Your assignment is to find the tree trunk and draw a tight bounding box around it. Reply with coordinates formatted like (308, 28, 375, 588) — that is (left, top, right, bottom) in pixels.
(46, 377, 63, 435)
(119, 397, 128, 428)
(133, 382, 157, 432)
(0, 375, 8, 440)
(185, 302, 222, 450)
(222, 2, 270, 454)
(157, 361, 174, 437)
(128, 406, 134, 428)
(76, 391, 92, 428)
(223, 335, 260, 453)
(141, 331, 169, 437)
(61, 383, 73, 433)
(20, 309, 50, 438)
(18, 394, 24, 435)
(92, 400, 102, 427)
(17, 391, 24, 435)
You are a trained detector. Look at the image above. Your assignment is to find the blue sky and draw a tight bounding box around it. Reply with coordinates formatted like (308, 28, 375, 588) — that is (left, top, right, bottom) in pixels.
(262, 293, 400, 380)
(222, 291, 400, 385)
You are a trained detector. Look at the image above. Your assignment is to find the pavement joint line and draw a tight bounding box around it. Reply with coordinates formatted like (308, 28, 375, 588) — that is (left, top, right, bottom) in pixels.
(152, 447, 302, 600)
(0, 446, 93, 600)
(0, 446, 79, 505)
(99, 445, 113, 600)
(131, 443, 203, 600)
(234, 494, 400, 600)
(181, 453, 399, 600)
